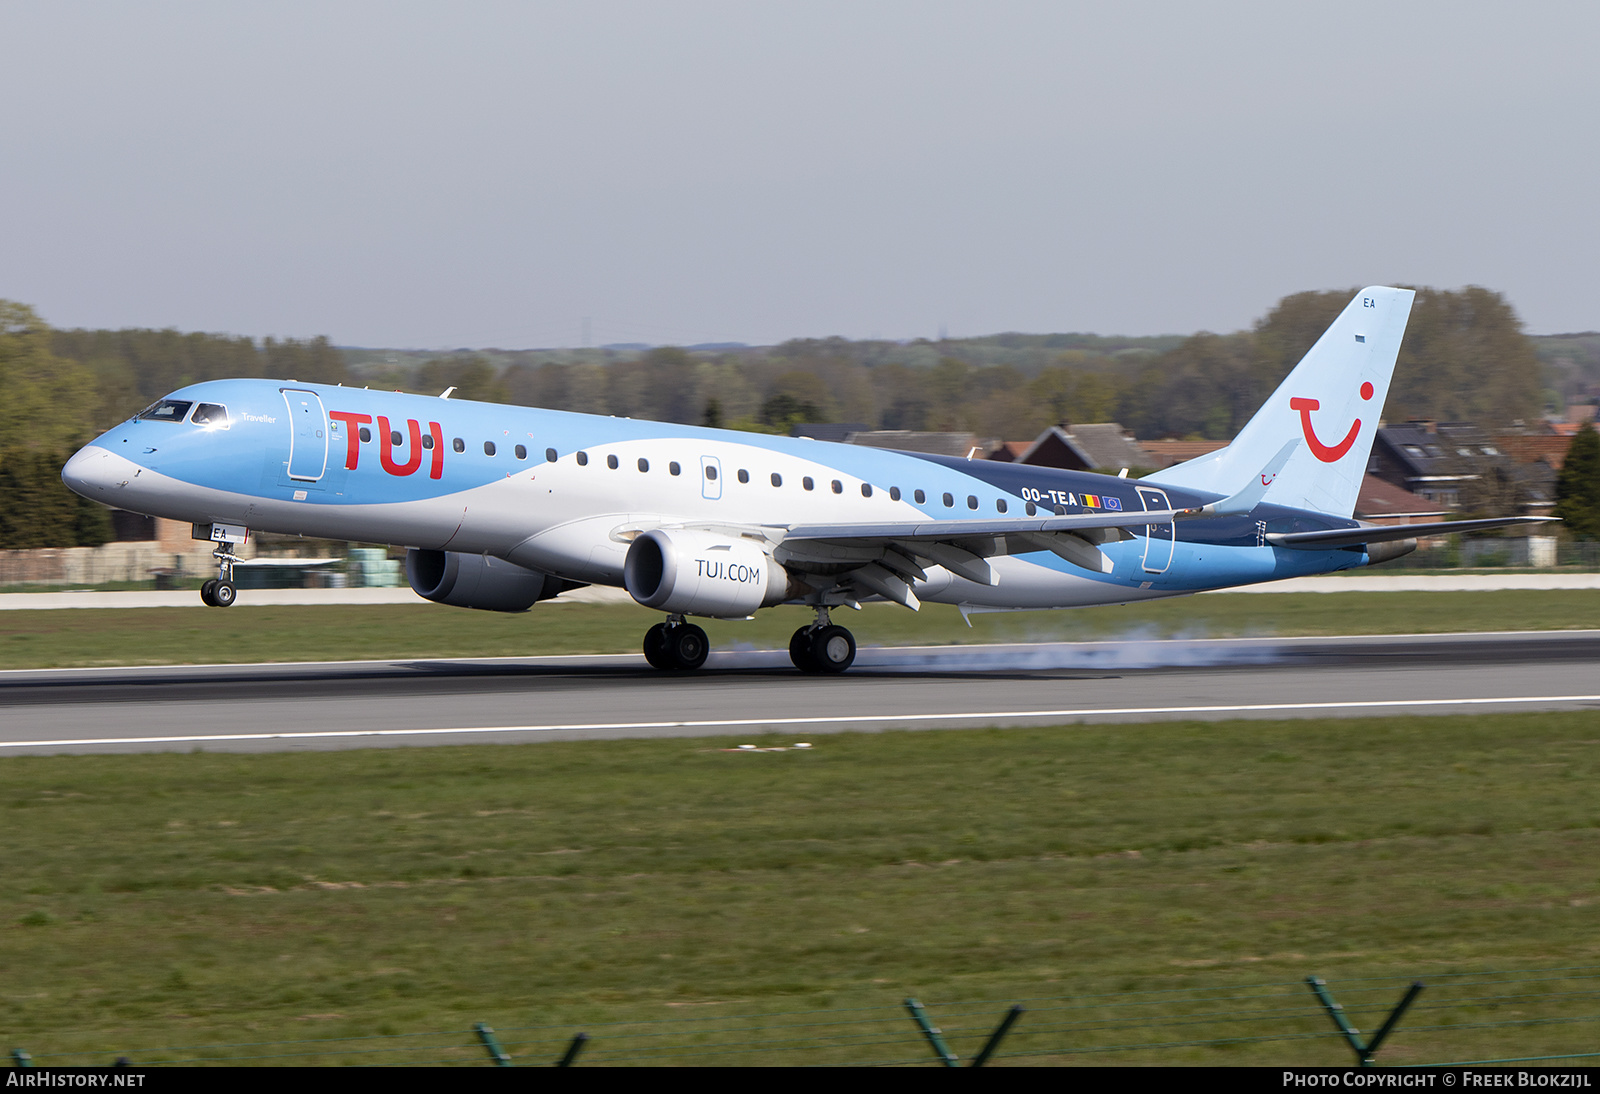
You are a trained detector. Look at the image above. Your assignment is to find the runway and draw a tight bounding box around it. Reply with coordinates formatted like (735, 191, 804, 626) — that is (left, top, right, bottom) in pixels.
(2, 630, 1598, 755)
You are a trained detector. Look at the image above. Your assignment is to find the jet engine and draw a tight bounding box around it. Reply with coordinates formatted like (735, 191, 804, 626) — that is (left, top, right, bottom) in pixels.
(624, 529, 793, 617)
(405, 549, 570, 612)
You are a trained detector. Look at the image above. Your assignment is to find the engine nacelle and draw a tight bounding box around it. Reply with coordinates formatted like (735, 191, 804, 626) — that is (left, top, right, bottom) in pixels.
(406, 549, 568, 612)
(624, 529, 791, 617)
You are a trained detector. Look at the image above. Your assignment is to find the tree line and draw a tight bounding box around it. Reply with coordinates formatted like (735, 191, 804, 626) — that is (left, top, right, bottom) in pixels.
(0, 300, 345, 549)
(1, 285, 1587, 549)
(405, 286, 1546, 443)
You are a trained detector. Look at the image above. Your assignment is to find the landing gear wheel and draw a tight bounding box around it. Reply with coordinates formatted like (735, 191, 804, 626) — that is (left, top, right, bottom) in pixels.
(808, 625, 855, 674)
(200, 579, 218, 607)
(789, 627, 818, 672)
(212, 580, 237, 608)
(667, 623, 709, 671)
(643, 623, 673, 670)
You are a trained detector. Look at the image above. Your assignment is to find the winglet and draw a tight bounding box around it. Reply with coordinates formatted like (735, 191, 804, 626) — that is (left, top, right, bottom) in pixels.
(1197, 440, 1298, 517)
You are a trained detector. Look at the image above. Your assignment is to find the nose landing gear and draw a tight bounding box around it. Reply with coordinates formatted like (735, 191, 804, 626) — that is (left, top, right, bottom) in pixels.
(642, 616, 710, 671)
(200, 543, 240, 608)
(788, 607, 856, 674)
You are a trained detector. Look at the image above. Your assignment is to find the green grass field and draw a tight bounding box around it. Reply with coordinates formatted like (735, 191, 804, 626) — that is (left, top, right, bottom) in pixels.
(4, 712, 1600, 1065)
(2, 588, 1599, 669)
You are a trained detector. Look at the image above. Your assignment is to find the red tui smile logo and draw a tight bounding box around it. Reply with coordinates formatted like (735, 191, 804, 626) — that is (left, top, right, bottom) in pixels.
(1290, 381, 1374, 463)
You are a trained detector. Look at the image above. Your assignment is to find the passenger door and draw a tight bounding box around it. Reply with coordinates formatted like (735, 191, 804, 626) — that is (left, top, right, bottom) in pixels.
(1135, 485, 1175, 574)
(282, 389, 329, 482)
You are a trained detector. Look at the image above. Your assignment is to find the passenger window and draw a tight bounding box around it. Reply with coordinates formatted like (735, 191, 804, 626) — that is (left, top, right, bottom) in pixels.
(607, 454, 619, 469)
(967, 495, 978, 510)
(637, 458, 649, 472)
(889, 486, 901, 501)
(1053, 504, 1067, 516)
(996, 498, 1007, 514)
(705, 464, 718, 480)
(192, 403, 229, 427)
(391, 430, 403, 445)
(860, 483, 872, 498)
(484, 441, 496, 456)
(546, 448, 557, 462)
(737, 469, 749, 484)
(359, 427, 371, 443)
(803, 476, 814, 491)
(422, 434, 434, 450)
(670, 461, 681, 476)
(831, 480, 843, 494)
(453, 438, 465, 453)
(576, 451, 588, 466)
(942, 492, 953, 507)
(1025, 501, 1037, 516)
(515, 444, 527, 460)
(771, 473, 782, 487)
(914, 489, 926, 504)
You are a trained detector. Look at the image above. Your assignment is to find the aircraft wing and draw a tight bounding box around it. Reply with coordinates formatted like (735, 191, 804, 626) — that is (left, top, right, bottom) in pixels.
(1267, 516, 1559, 550)
(780, 508, 1196, 544)
(773, 508, 1198, 599)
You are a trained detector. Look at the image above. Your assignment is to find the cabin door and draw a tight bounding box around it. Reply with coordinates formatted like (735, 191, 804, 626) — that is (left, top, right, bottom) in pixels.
(1135, 486, 1176, 574)
(282, 389, 329, 482)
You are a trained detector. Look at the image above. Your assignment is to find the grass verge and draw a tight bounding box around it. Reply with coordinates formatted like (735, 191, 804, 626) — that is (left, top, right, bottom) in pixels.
(3, 711, 1598, 1064)
(1, 589, 1599, 669)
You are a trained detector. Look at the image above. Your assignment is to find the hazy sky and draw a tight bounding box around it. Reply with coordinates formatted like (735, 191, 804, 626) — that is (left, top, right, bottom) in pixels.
(3, 2, 1597, 348)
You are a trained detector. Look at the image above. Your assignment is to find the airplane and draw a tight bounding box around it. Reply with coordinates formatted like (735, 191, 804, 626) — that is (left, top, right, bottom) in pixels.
(60, 287, 1554, 673)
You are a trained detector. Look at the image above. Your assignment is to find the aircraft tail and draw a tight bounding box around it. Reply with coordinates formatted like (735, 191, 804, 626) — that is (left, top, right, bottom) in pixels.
(1145, 286, 1415, 517)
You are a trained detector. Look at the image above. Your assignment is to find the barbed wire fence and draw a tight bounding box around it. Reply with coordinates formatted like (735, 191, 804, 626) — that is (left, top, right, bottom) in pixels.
(12, 963, 1600, 1067)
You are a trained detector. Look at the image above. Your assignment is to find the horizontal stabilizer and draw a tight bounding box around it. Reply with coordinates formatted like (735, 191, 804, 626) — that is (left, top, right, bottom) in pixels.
(1268, 516, 1559, 550)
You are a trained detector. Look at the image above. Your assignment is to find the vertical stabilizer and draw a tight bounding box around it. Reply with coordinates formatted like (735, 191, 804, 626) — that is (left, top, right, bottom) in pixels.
(1145, 286, 1414, 517)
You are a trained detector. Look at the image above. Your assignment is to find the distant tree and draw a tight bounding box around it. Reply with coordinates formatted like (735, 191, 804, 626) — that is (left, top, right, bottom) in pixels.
(0, 300, 98, 450)
(875, 363, 930, 430)
(417, 355, 506, 403)
(1124, 331, 1256, 439)
(759, 393, 822, 431)
(702, 398, 724, 429)
(0, 447, 86, 549)
(1554, 423, 1600, 540)
(1388, 287, 1540, 426)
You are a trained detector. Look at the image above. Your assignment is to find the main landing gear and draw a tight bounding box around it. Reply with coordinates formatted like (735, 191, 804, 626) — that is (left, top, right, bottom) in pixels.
(789, 607, 856, 674)
(643, 616, 709, 671)
(199, 542, 240, 608)
(639, 608, 857, 674)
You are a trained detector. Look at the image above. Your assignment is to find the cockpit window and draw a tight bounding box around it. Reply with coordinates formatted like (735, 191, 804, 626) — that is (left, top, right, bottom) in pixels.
(137, 399, 193, 423)
(191, 403, 229, 428)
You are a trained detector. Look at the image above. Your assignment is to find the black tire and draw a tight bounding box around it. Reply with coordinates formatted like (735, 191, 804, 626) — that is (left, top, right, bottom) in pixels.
(642, 622, 673, 670)
(668, 623, 709, 670)
(808, 625, 855, 673)
(789, 626, 817, 672)
(200, 579, 217, 607)
(212, 580, 238, 608)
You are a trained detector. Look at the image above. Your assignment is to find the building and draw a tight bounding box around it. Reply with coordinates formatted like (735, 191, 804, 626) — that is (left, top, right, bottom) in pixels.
(1139, 438, 1230, 472)
(987, 424, 1156, 473)
(1367, 421, 1510, 511)
(1352, 475, 1446, 526)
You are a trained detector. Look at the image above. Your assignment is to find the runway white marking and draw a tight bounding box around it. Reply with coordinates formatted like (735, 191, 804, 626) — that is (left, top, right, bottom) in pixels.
(8, 693, 1600, 750)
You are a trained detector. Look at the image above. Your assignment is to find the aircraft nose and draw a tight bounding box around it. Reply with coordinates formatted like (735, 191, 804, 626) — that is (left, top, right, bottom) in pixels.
(61, 445, 123, 500)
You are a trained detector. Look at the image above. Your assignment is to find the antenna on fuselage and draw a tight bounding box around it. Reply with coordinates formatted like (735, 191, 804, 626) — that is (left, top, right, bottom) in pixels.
(439, 387, 456, 399)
